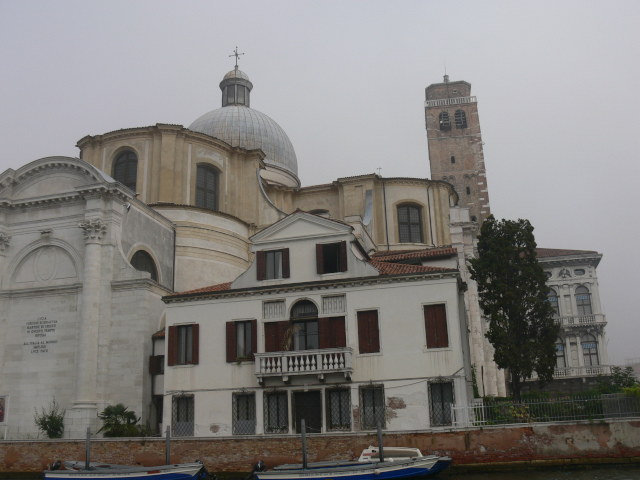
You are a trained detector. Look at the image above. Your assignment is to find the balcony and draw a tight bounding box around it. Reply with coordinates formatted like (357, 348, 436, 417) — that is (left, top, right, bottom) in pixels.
(529, 365, 611, 381)
(255, 348, 353, 384)
(554, 314, 606, 327)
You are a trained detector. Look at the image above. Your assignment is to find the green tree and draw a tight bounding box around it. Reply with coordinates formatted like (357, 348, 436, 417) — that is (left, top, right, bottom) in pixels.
(469, 216, 560, 402)
(34, 397, 65, 438)
(97, 404, 149, 437)
(595, 366, 640, 394)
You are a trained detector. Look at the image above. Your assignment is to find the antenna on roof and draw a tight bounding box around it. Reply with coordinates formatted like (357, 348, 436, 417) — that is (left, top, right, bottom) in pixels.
(230, 46, 245, 69)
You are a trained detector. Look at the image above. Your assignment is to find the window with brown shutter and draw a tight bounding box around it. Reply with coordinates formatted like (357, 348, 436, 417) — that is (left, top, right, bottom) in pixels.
(264, 321, 290, 352)
(424, 304, 449, 348)
(257, 249, 289, 280)
(168, 324, 198, 365)
(319, 317, 346, 349)
(316, 241, 348, 274)
(357, 310, 380, 354)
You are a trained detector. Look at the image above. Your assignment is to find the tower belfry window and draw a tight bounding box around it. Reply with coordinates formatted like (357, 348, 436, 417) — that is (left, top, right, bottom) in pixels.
(439, 112, 451, 131)
(455, 110, 467, 129)
(450, 156, 455, 164)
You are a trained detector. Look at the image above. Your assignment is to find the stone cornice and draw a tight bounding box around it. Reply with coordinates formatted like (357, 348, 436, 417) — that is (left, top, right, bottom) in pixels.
(0, 193, 84, 209)
(164, 271, 459, 304)
(111, 278, 173, 295)
(0, 283, 83, 299)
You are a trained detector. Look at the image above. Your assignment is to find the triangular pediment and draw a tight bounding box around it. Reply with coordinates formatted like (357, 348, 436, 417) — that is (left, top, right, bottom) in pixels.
(252, 211, 352, 244)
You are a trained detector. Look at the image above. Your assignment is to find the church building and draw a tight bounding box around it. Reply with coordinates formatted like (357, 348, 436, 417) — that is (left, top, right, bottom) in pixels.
(0, 61, 610, 439)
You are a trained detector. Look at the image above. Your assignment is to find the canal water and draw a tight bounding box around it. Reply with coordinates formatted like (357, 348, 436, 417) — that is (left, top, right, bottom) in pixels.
(446, 465, 640, 479)
(3, 465, 639, 480)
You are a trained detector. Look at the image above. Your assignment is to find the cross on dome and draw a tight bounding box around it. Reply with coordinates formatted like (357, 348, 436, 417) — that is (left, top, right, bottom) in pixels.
(229, 46, 244, 68)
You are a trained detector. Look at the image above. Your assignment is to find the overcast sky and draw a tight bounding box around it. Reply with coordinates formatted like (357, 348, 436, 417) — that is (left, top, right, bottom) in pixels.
(1, 1, 638, 364)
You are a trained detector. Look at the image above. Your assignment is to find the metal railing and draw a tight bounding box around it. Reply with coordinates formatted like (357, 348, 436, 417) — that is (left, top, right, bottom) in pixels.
(554, 314, 606, 326)
(452, 394, 640, 427)
(255, 348, 353, 383)
(424, 96, 477, 108)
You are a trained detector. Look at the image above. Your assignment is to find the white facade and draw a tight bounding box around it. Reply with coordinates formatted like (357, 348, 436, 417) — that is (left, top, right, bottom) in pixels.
(161, 212, 473, 436)
(0, 157, 174, 438)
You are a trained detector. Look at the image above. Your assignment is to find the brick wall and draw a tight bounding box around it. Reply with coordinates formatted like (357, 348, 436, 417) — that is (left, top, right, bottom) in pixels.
(2, 420, 640, 474)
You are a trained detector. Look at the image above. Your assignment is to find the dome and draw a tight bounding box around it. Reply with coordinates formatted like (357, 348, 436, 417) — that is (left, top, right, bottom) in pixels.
(189, 106, 298, 176)
(223, 68, 251, 81)
(188, 67, 298, 179)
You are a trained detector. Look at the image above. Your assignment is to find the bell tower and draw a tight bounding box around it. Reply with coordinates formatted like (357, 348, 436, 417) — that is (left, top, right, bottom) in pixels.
(425, 76, 490, 223)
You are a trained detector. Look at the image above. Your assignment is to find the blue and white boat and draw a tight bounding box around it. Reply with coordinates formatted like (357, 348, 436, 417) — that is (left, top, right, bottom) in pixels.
(252, 446, 452, 480)
(43, 460, 210, 480)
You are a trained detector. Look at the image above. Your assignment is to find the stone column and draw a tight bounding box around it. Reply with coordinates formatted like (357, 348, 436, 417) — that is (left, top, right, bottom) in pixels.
(576, 334, 584, 367)
(67, 219, 106, 437)
(597, 330, 608, 365)
(565, 336, 572, 367)
(496, 367, 506, 397)
(483, 335, 499, 396)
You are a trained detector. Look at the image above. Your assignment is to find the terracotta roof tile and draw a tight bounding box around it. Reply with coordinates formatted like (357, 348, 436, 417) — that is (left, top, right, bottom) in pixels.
(371, 247, 457, 262)
(369, 260, 455, 275)
(165, 282, 233, 297)
(152, 328, 165, 339)
(535, 248, 599, 258)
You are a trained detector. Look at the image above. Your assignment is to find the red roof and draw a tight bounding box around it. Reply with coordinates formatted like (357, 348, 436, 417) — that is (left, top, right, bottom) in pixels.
(369, 261, 455, 275)
(166, 281, 233, 297)
(535, 248, 599, 258)
(371, 247, 457, 262)
(152, 328, 165, 339)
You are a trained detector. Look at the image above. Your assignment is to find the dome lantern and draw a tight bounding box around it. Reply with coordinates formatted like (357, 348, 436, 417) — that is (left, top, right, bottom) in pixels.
(220, 66, 253, 107)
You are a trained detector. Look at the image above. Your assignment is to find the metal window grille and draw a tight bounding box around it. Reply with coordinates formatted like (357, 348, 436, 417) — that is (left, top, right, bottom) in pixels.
(454, 109, 467, 129)
(171, 395, 194, 436)
(327, 389, 351, 431)
(264, 391, 288, 433)
(429, 382, 454, 426)
(232, 392, 256, 435)
(360, 385, 385, 429)
(196, 165, 218, 211)
(439, 111, 451, 130)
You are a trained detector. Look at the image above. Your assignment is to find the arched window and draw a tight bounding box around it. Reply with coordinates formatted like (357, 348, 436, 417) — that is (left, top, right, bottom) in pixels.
(548, 288, 560, 317)
(397, 205, 423, 243)
(555, 338, 566, 369)
(582, 334, 599, 366)
(113, 151, 138, 192)
(290, 300, 318, 351)
(130, 250, 158, 282)
(439, 111, 451, 131)
(196, 165, 218, 211)
(454, 109, 467, 129)
(470, 215, 477, 222)
(575, 286, 592, 315)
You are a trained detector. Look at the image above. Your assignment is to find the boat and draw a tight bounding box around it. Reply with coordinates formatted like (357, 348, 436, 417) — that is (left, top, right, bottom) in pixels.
(43, 460, 211, 480)
(251, 445, 451, 480)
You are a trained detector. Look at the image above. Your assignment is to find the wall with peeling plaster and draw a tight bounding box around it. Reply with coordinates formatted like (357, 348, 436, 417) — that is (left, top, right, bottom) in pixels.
(1, 419, 639, 474)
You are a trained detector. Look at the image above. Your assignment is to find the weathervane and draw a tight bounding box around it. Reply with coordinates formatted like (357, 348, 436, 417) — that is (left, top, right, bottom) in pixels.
(230, 46, 244, 68)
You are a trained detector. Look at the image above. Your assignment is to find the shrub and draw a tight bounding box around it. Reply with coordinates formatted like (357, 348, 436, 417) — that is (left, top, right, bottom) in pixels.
(97, 403, 149, 437)
(34, 397, 65, 439)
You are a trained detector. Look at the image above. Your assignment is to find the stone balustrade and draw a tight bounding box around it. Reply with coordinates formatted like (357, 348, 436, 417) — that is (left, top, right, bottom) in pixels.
(255, 347, 353, 384)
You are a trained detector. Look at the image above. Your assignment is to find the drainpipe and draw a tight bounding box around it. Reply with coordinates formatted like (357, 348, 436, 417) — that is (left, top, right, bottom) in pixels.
(381, 176, 390, 251)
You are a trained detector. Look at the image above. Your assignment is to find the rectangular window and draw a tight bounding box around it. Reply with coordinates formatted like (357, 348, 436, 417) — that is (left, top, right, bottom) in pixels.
(398, 205, 423, 243)
(257, 249, 290, 280)
(264, 391, 288, 433)
(232, 393, 256, 435)
(429, 382, 453, 426)
(236, 321, 253, 359)
(327, 389, 351, 431)
(167, 324, 199, 366)
(226, 320, 257, 362)
(172, 395, 194, 436)
(316, 241, 348, 274)
(357, 310, 380, 354)
(424, 304, 449, 349)
(148, 355, 165, 375)
(360, 386, 385, 429)
(292, 320, 319, 350)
